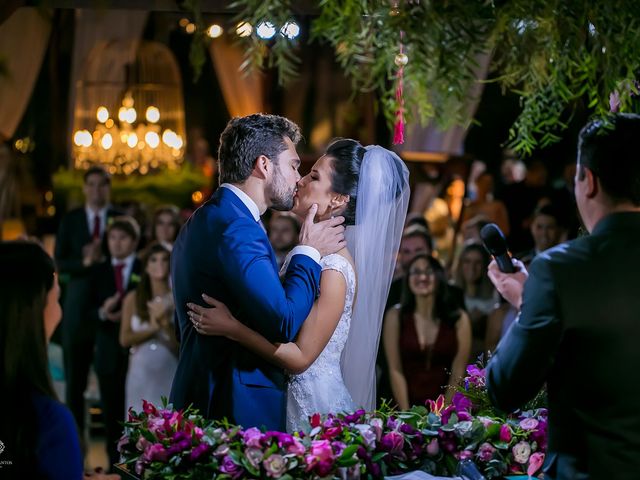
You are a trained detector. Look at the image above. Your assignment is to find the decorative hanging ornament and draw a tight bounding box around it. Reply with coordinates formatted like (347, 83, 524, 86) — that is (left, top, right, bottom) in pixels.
(394, 53, 408, 67)
(393, 31, 406, 145)
(389, 0, 401, 16)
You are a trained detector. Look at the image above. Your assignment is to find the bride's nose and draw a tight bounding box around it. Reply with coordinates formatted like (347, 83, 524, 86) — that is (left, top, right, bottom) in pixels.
(297, 175, 309, 188)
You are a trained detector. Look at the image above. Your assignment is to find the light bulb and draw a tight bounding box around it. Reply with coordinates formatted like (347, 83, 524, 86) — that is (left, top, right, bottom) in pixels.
(207, 24, 223, 38)
(96, 106, 109, 123)
(281, 21, 300, 39)
(127, 133, 138, 148)
(101, 133, 113, 150)
(145, 131, 160, 148)
(125, 108, 137, 123)
(236, 22, 253, 37)
(118, 107, 127, 122)
(145, 106, 160, 123)
(257, 21, 276, 40)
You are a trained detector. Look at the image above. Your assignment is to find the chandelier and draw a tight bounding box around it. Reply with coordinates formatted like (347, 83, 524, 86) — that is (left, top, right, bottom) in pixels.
(72, 40, 186, 175)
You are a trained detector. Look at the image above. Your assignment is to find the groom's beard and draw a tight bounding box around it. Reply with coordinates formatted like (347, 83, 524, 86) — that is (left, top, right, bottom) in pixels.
(268, 168, 295, 211)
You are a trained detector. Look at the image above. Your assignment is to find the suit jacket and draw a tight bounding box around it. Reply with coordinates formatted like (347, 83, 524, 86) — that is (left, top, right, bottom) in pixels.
(54, 206, 121, 343)
(90, 258, 142, 376)
(487, 212, 640, 480)
(169, 187, 321, 430)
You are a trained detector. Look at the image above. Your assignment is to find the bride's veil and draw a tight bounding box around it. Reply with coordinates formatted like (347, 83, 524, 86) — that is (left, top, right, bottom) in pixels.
(341, 145, 410, 410)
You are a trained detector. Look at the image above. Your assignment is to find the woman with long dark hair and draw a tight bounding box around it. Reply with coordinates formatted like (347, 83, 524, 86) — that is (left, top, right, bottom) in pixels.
(0, 241, 118, 479)
(120, 243, 177, 412)
(383, 254, 471, 408)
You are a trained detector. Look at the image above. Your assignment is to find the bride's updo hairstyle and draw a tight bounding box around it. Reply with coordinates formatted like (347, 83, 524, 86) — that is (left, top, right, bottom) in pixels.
(325, 138, 366, 225)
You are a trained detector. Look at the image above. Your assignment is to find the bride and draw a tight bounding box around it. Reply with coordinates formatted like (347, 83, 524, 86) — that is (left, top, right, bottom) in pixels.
(188, 139, 409, 432)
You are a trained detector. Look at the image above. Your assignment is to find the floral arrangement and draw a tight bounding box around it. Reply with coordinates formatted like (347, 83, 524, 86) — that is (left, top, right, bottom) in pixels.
(117, 364, 547, 479)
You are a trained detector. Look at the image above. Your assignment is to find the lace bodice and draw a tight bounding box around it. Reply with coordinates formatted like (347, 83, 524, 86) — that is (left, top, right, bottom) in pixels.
(285, 253, 357, 432)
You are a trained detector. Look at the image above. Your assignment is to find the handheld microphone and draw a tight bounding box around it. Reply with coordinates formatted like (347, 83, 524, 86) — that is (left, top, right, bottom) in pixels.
(480, 223, 515, 273)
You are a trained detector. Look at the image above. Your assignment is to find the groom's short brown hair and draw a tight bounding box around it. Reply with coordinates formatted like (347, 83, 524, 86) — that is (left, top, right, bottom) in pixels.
(217, 114, 302, 185)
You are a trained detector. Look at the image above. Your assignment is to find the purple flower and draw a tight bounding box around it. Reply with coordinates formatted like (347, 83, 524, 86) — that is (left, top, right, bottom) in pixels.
(135, 435, 152, 452)
(220, 455, 243, 479)
(451, 392, 473, 412)
(477, 442, 496, 462)
(243, 427, 263, 448)
(355, 424, 377, 448)
(189, 443, 210, 462)
(530, 418, 548, 449)
(143, 443, 168, 463)
(380, 431, 404, 455)
(386, 417, 399, 430)
(117, 435, 130, 453)
(519, 418, 539, 431)
(245, 447, 264, 469)
(135, 459, 145, 476)
(512, 441, 532, 464)
(369, 418, 383, 440)
(499, 424, 512, 442)
(344, 409, 366, 423)
(457, 450, 474, 461)
(316, 459, 334, 477)
(263, 454, 287, 478)
(400, 423, 417, 435)
(426, 438, 440, 456)
(331, 441, 347, 456)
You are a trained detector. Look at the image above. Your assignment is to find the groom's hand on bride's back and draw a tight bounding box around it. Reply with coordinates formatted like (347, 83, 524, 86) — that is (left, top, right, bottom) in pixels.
(299, 204, 346, 257)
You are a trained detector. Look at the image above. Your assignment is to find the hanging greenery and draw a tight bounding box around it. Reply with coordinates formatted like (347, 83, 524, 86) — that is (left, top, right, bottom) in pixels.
(224, 0, 640, 154)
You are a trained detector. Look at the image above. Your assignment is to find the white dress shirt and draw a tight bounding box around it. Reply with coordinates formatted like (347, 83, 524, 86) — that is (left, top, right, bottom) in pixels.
(85, 205, 109, 238)
(220, 183, 320, 264)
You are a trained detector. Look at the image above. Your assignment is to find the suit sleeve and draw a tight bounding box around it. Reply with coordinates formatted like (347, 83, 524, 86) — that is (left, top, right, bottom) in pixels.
(486, 255, 563, 412)
(219, 218, 321, 343)
(54, 213, 85, 275)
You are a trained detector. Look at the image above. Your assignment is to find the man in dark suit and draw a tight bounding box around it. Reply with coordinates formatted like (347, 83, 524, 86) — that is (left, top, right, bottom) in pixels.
(170, 114, 345, 431)
(91, 216, 141, 469)
(54, 167, 120, 442)
(486, 113, 640, 480)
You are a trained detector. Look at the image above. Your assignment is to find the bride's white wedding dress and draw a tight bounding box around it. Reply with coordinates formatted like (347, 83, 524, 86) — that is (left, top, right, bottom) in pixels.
(283, 253, 357, 433)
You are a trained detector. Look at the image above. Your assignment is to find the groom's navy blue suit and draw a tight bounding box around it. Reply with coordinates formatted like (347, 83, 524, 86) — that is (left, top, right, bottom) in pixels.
(169, 186, 321, 430)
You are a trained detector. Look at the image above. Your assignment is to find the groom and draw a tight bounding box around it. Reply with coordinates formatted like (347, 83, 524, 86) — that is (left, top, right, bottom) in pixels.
(169, 114, 345, 430)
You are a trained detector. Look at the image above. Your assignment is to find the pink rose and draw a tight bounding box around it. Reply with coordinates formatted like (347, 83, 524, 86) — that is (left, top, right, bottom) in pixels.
(310, 440, 333, 461)
(143, 443, 168, 463)
(142, 399, 158, 415)
(477, 442, 496, 462)
(527, 452, 545, 476)
(499, 424, 512, 442)
(135, 435, 152, 452)
(245, 447, 264, 469)
(263, 454, 287, 478)
(512, 440, 531, 464)
(243, 427, 263, 448)
(381, 431, 404, 455)
(287, 436, 306, 456)
(519, 418, 539, 431)
(457, 450, 473, 460)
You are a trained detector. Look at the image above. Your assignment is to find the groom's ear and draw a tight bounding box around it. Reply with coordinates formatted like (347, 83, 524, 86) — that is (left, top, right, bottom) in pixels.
(252, 155, 271, 180)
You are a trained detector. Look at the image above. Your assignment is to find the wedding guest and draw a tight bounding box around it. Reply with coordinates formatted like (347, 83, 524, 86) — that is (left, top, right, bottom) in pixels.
(383, 254, 471, 408)
(453, 242, 500, 360)
(120, 243, 178, 412)
(91, 217, 142, 471)
(462, 172, 510, 236)
(517, 203, 565, 265)
(54, 166, 121, 444)
(0, 241, 119, 479)
(149, 205, 181, 251)
(268, 212, 300, 269)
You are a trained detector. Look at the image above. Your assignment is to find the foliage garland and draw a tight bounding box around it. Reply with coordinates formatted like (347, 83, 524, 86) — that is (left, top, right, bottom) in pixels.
(217, 0, 640, 155)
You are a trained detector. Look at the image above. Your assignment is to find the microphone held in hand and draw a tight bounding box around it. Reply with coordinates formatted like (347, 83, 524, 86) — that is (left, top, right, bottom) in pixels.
(480, 223, 515, 273)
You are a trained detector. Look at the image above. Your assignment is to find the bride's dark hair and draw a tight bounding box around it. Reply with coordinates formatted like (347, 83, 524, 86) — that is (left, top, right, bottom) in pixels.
(325, 138, 366, 225)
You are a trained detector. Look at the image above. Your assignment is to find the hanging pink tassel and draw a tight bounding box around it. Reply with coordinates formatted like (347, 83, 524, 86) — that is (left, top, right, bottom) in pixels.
(393, 70, 405, 145)
(393, 32, 406, 145)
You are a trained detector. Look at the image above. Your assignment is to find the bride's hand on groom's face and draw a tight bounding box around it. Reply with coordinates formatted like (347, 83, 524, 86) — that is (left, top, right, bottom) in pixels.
(298, 204, 347, 257)
(187, 294, 238, 338)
